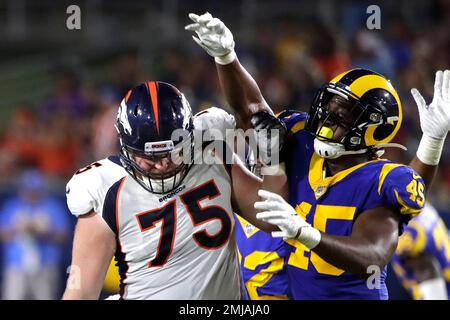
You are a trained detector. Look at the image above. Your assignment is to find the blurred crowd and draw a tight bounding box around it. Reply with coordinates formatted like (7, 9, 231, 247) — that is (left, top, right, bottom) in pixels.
(0, 0, 448, 299)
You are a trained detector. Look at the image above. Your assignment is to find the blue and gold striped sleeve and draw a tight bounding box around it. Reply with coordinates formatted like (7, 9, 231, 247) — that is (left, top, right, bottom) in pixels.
(396, 221, 427, 258)
(276, 110, 309, 135)
(235, 214, 289, 300)
(391, 255, 423, 300)
(378, 164, 426, 217)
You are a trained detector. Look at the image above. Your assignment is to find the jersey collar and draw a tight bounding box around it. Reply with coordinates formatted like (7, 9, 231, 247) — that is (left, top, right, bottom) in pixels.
(308, 152, 387, 199)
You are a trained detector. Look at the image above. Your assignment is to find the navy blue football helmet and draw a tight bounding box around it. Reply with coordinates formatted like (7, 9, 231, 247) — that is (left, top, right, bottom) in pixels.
(116, 81, 194, 194)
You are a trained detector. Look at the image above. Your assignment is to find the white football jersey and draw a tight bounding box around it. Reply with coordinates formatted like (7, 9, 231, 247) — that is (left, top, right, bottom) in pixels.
(66, 106, 235, 217)
(66, 107, 244, 300)
(66, 156, 127, 216)
(102, 156, 242, 300)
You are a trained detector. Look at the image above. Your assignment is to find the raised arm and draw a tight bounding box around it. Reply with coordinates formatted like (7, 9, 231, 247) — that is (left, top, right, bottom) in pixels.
(185, 12, 272, 129)
(216, 60, 272, 129)
(409, 70, 450, 189)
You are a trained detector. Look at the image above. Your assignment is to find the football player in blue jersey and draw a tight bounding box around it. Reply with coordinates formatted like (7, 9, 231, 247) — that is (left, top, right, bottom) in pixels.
(234, 212, 289, 300)
(392, 203, 450, 300)
(186, 12, 450, 299)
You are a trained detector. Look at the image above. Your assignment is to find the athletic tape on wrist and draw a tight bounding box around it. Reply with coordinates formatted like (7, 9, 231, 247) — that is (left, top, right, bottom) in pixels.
(416, 134, 445, 166)
(298, 226, 321, 249)
(214, 51, 236, 65)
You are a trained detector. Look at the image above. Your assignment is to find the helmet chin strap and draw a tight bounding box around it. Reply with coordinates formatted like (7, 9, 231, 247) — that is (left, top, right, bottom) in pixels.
(313, 139, 407, 159)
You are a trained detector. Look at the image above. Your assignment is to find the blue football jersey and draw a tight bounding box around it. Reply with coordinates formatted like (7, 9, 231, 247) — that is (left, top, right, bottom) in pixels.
(278, 111, 425, 300)
(235, 214, 289, 299)
(392, 204, 450, 299)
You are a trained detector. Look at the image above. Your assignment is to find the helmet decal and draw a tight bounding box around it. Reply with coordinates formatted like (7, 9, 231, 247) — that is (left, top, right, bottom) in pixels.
(364, 115, 399, 146)
(145, 81, 160, 134)
(306, 68, 405, 158)
(118, 99, 132, 135)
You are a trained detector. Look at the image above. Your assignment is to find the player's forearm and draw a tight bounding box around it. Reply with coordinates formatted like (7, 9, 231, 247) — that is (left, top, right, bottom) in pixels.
(261, 173, 289, 201)
(232, 194, 278, 233)
(63, 214, 115, 300)
(62, 287, 101, 300)
(62, 262, 107, 300)
(312, 233, 395, 279)
(216, 59, 272, 129)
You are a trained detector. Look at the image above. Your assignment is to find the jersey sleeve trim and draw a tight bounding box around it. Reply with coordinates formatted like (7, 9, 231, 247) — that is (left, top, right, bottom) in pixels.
(276, 110, 308, 134)
(107, 155, 124, 167)
(377, 163, 403, 195)
(290, 121, 306, 134)
(102, 177, 127, 236)
(394, 190, 423, 215)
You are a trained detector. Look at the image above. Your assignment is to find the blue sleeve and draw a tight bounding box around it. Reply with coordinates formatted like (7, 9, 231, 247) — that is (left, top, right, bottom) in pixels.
(276, 110, 309, 134)
(235, 214, 289, 300)
(396, 221, 425, 258)
(380, 165, 425, 216)
(379, 165, 426, 234)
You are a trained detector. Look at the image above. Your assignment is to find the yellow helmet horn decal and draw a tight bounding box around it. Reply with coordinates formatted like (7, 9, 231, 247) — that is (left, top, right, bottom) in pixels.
(348, 74, 402, 146)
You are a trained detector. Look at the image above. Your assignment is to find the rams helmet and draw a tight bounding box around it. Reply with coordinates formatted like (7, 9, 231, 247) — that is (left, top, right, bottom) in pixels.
(306, 68, 405, 158)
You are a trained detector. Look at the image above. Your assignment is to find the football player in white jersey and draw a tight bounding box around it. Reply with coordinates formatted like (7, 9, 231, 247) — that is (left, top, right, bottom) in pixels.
(62, 81, 283, 300)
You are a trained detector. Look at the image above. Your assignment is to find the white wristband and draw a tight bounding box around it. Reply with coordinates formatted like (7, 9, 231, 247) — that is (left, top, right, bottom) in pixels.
(297, 226, 321, 249)
(214, 50, 236, 65)
(416, 134, 445, 166)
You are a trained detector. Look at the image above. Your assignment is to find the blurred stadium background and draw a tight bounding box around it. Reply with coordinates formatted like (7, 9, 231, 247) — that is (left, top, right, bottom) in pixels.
(0, 0, 448, 299)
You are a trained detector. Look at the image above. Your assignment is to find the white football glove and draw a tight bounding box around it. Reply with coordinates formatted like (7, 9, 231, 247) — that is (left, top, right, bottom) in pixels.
(255, 190, 321, 249)
(412, 70, 450, 165)
(193, 107, 236, 140)
(185, 12, 236, 65)
(412, 70, 450, 140)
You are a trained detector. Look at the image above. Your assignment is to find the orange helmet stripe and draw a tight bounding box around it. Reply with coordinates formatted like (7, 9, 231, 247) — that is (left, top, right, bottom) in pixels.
(124, 89, 132, 103)
(146, 81, 160, 134)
